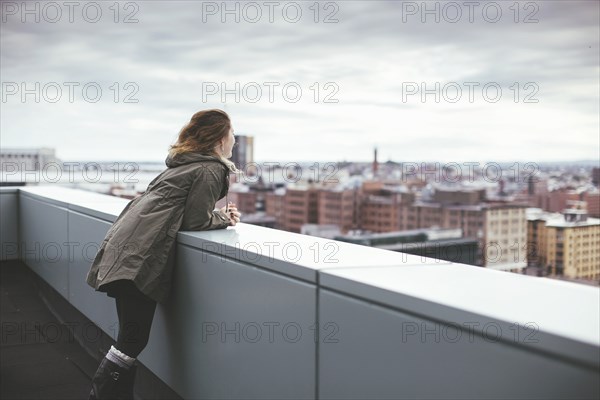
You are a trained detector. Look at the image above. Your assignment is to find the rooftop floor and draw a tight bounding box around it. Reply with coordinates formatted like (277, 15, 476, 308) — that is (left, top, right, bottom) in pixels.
(1, 260, 97, 399)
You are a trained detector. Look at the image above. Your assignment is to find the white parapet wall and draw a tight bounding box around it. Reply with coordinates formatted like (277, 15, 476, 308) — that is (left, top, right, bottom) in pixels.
(1, 185, 599, 399)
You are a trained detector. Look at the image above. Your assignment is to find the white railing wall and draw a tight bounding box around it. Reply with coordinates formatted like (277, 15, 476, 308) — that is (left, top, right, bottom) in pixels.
(1, 186, 598, 399)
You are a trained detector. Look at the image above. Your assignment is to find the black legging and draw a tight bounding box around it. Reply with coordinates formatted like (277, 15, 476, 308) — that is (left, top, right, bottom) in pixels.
(114, 284, 157, 358)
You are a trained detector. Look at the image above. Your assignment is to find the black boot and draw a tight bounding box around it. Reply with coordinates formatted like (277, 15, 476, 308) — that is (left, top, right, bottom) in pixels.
(89, 357, 128, 400)
(114, 364, 137, 400)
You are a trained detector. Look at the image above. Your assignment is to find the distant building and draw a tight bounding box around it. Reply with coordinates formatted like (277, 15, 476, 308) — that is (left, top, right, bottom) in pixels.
(583, 191, 600, 218)
(0, 147, 59, 171)
(432, 187, 486, 205)
(547, 189, 585, 213)
(406, 187, 528, 271)
(0, 147, 61, 186)
(318, 188, 359, 233)
(527, 208, 600, 281)
(360, 192, 402, 233)
(231, 135, 254, 171)
(223, 190, 258, 214)
(282, 186, 319, 233)
(528, 186, 600, 219)
(527, 175, 536, 196)
(264, 189, 286, 229)
(526, 177, 550, 209)
(236, 212, 277, 229)
(409, 200, 527, 271)
(592, 167, 600, 187)
(301, 224, 342, 239)
(484, 205, 528, 271)
(260, 180, 526, 270)
(335, 228, 478, 265)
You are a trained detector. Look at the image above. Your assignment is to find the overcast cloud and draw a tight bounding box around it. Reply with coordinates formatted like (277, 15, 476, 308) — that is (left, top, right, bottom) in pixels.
(1, 0, 598, 163)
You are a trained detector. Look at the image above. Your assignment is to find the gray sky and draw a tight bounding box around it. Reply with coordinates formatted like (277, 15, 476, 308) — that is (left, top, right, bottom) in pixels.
(1, 0, 599, 163)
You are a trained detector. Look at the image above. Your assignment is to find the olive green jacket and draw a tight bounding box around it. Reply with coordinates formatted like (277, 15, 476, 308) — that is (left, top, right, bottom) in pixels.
(86, 153, 232, 303)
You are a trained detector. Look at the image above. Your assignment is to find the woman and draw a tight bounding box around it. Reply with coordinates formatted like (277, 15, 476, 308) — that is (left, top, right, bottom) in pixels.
(86, 109, 241, 399)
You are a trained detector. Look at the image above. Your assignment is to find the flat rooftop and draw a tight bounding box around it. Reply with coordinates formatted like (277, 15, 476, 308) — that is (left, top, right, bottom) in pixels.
(1, 260, 97, 399)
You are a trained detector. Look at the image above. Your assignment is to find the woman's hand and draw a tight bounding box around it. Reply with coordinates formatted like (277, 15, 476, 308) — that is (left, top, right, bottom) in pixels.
(220, 202, 241, 226)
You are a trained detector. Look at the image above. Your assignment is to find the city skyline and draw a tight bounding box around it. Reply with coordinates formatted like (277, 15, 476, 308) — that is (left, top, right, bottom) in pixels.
(1, 1, 599, 162)
(3, 145, 599, 166)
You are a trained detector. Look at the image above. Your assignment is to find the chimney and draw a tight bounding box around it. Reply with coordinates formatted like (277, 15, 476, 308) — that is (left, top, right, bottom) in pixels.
(373, 147, 378, 177)
(498, 178, 506, 196)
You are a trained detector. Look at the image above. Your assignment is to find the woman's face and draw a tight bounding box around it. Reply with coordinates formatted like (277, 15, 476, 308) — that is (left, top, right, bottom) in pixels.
(222, 127, 235, 158)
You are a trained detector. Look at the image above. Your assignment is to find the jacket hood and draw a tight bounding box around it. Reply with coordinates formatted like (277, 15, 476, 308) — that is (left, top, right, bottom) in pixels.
(165, 152, 228, 169)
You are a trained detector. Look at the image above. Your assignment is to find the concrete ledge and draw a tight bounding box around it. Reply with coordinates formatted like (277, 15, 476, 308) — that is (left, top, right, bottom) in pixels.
(3, 185, 599, 399)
